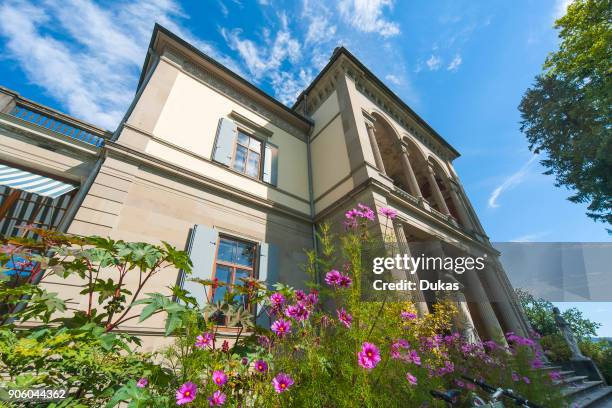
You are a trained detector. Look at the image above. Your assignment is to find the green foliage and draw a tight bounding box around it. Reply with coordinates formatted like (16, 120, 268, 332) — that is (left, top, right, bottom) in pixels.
(581, 339, 612, 384)
(0, 229, 190, 405)
(515, 288, 600, 339)
(518, 0, 612, 227)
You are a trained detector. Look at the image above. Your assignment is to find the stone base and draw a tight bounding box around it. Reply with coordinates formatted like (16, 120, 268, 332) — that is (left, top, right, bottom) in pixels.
(568, 358, 606, 383)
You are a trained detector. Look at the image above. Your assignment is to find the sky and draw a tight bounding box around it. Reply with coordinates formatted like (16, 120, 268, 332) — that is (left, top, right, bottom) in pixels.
(0, 0, 610, 333)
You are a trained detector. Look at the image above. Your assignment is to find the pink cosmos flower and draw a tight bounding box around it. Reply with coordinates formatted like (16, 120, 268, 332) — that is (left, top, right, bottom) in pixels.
(195, 332, 214, 349)
(406, 373, 418, 385)
(294, 290, 306, 302)
(270, 292, 285, 307)
(511, 372, 520, 382)
(255, 359, 268, 373)
(208, 390, 226, 407)
(212, 370, 228, 387)
(325, 270, 342, 286)
(336, 308, 352, 328)
(136, 378, 148, 388)
(271, 319, 292, 338)
(379, 207, 398, 219)
(285, 303, 310, 321)
(390, 339, 410, 359)
(338, 274, 352, 288)
(523, 376, 531, 384)
(272, 373, 294, 393)
(408, 350, 421, 366)
(176, 382, 197, 405)
(550, 371, 562, 381)
(357, 342, 381, 370)
(305, 290, 319, 307)
(401, 311, 417, 321)
(358, 204, 375, 220)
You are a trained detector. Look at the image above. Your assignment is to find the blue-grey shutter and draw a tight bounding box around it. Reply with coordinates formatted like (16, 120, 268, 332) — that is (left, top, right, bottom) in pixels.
(256, 242, 279, 327)
(212, 118, 237, 165)
(263, 143, 278, 186)
(183, 225, 218, 306)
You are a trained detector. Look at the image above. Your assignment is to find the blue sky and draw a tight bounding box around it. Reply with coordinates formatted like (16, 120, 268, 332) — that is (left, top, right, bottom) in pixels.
(0, 0, 610, 333)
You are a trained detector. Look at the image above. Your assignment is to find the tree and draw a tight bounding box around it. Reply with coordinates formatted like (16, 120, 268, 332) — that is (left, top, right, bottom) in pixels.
(515, 288, 601, 340)
(518, 0, 612, 228)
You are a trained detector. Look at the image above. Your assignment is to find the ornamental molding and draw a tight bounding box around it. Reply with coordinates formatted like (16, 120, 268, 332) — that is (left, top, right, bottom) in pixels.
(162, 47, 308, 141)
(306, 55, 454, 161)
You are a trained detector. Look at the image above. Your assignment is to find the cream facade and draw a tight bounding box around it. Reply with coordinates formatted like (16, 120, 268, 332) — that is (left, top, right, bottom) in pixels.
(0, 24, 531, 349)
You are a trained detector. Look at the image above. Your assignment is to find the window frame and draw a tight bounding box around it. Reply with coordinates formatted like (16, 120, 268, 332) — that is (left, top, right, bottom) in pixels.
(208, 235, 259, 307)
(230, 129, 263, 180)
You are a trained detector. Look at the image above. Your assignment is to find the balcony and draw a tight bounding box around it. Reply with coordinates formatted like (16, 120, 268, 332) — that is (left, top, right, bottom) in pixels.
(8, 104, 106, 147)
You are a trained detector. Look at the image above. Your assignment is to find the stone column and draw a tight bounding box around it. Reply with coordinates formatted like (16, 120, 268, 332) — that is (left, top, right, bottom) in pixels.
(393, 222, 429, 317)
(482, 261, 531, 337)
(425, 164, 451, 215)
(463, 269, 508, 345)
(443, 273, 480, 344)
(365, 121, 386, 174)
(399, 146, 423, 199)
(448, 182, 474, 230)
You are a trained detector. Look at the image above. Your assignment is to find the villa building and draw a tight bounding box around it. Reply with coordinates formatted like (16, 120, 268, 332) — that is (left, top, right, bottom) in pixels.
(0, 24, 531, 349)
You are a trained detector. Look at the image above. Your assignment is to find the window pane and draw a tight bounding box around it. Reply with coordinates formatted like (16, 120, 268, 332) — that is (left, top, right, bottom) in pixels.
(234, 268, 251, 285)
(217, 239, 236, 263)
(233, 145, 247, 173)
(235, 241, 255, 267)
(249, 137, 261, 153)
(237, 132, 249, 146)
(246, 152, 260, 178)
(213, 264, 232, 303)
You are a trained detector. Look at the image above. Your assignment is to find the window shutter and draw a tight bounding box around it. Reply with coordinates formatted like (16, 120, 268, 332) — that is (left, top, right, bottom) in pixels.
(256, 242, 279, 327)
(263, 143, 278, 185)
(212, 118, 237, 165)
(183, 224, 218, 306)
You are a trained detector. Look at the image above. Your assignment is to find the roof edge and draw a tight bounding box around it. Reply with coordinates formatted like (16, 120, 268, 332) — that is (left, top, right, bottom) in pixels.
(137, 24, 313, 130)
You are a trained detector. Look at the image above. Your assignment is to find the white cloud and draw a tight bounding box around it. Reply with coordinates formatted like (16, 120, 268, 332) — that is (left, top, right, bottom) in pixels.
(554, 0, 573, 19)
(385, 74, 402, 85)
(510, 231, 549, 242)
(426, 55, 442, 71)
(447, 54, 462, 71)
(303, 0, 337, 45)
(337, 0, 400, 37)
(0, 0, 236, 130)
(488, 155, 538, 208)
(217, 1, 229, 17)
(221, 12, 308, 104)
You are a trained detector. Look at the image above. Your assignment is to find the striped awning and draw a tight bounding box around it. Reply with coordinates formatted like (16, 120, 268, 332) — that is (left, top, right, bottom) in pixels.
(0, 164, 76, 199)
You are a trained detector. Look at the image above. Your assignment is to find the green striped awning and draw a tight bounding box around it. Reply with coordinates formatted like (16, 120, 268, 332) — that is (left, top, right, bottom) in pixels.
(0, 164, 76, 199)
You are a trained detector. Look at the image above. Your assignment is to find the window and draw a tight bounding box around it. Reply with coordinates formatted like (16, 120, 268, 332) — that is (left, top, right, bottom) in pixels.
(231, 131, 262, 179)
(211, 236, 258, 308)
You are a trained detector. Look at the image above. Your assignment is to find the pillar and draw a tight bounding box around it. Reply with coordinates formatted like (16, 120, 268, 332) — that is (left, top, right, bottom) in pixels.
(399, 146, 423, 199)
(365, 121, 386, 174)
(393, 222, 429, 316)
(448, 182, 474, 230)
(481, 261, 531, 337)
(463, 269, 508, 345)
(425, 164, 451, 215)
